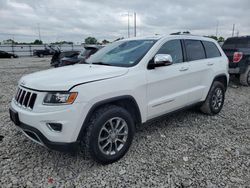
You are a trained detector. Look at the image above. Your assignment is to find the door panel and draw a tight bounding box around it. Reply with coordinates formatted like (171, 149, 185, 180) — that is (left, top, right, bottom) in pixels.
(146, 62, 191, 120)
(146, 39, 193, 120)
(184, 59, 209, 103)
(183, 40, 211, 103)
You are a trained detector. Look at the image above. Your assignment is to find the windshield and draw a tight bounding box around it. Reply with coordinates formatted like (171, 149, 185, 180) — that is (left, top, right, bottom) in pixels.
(86, 39, 156, 67)
(78, 49, 88, 57)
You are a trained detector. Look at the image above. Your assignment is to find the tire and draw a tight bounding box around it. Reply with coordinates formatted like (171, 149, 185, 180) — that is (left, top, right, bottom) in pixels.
(200, 81, 225, 115)
(240, 66, 250, 86)
(83, 105, 135, 164)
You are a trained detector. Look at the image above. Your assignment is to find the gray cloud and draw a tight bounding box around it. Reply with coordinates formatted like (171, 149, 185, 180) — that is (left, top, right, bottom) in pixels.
(0, 0, 249, 43)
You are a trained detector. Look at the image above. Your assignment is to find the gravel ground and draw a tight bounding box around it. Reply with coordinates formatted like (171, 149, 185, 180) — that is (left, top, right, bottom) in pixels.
(0, 57, 250, 188)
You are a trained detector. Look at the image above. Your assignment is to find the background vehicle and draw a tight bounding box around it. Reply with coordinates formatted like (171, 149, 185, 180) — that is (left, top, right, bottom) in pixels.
(50, 49, 80, 67)
(222, 36, 250, 86)
(0, 50, 18, 58)
(58, 45, 103, 67)
(10, 35, 229, 164)
(33, 45, 55, 57)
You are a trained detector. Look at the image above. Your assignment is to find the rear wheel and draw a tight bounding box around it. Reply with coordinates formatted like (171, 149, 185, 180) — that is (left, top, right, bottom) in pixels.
(240, 66, 250, 86)
(200, 81, 225, 115)
(83, 105, 135, 164)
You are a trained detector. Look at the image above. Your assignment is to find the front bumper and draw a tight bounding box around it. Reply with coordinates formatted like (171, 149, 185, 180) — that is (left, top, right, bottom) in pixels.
(10, 96, 88, 143)
(13, 118, 79, 152)
(229, 67, 240, 74)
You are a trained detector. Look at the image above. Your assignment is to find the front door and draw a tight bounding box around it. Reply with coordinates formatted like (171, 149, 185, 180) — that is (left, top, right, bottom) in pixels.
(146, 39, 191, 120)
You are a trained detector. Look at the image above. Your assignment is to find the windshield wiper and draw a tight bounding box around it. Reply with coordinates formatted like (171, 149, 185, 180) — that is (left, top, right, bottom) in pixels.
(92, 62, 112, 66)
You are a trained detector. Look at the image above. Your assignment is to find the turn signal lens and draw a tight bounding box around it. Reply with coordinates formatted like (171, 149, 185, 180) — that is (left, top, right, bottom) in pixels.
(66, 92, 78, 104)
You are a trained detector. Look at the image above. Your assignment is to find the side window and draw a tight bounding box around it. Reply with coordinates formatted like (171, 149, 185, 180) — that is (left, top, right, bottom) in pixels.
(184, 40, 205, 61)
(202, 41, 221, 58)
(156, 40, 183, 63)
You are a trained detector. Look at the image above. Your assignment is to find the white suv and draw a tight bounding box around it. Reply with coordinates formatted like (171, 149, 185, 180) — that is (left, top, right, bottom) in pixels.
(10, 35, 229, 164)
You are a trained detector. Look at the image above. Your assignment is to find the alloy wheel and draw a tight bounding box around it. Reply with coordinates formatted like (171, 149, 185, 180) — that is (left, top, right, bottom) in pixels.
(211, 88, 223, 110)
(98, 117, 128, 156)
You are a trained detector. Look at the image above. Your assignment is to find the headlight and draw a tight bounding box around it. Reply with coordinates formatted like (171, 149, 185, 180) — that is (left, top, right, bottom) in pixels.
(43, 92, 78, 105)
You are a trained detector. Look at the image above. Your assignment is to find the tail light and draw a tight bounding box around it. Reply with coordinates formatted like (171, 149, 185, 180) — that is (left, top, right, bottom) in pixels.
(233, 52, 243, 63)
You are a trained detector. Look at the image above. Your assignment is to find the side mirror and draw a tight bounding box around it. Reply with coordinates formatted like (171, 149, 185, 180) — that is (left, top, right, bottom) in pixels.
(154, 54, 173, 66)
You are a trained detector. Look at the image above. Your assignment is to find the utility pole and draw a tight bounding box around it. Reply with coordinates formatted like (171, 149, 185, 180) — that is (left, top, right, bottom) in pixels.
(134, 12, 137, 37)
(121, 12, 136, 38)
(215, 21, 219, 37)
(127, 11, 130, 38)
(232, 24, 235, 37)
(38, 23, 41, 41)
(236, 30, 239, 37)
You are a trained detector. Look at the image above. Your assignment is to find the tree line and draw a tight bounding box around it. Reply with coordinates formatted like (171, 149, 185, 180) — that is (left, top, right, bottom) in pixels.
(1, 35, 225, 46)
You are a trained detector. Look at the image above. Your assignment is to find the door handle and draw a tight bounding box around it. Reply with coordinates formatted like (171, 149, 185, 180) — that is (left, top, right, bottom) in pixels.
(179, 67, 189, 71)
(207, 62, 214, 66)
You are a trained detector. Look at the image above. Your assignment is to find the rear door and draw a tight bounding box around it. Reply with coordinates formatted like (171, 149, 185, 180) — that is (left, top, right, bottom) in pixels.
(183, 39, 211, 103)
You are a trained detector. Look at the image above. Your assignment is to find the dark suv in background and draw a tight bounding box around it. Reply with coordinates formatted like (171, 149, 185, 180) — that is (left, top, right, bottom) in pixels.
(58, 45, 102, 67)
(222, 36, 250, 86)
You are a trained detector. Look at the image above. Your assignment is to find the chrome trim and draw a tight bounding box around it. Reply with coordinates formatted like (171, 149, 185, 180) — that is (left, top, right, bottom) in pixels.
(18, 89, 24, 104)
(27, 93, 32, 108)
(20, 128, 45, 147)
(22, 91, 27, 107)
(152, 99, 175, 107)
(14, 86, 37, 110)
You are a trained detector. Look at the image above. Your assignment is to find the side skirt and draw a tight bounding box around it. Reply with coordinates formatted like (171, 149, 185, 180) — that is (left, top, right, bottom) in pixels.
(142, 101, 204, 126)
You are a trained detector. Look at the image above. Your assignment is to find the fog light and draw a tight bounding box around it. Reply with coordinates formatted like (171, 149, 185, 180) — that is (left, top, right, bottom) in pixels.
(46, 123, 62, 132)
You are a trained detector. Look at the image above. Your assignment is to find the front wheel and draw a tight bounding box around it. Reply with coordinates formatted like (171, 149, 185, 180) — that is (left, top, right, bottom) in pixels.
(83, 105, 135, 164)
(200, 81, 225, 115)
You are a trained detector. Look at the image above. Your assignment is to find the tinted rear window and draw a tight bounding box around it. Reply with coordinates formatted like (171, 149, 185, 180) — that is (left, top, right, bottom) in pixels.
(185, 40, 206, 61)
(223, 38, 250, 49)
(202, 41, 221, 58)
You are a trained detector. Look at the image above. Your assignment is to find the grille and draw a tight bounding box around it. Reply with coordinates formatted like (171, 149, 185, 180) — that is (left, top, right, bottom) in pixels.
(14, 87, 37, 110)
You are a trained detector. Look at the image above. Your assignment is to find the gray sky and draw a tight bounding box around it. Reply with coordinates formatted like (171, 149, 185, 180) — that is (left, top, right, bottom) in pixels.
(0, 0, 249, 43)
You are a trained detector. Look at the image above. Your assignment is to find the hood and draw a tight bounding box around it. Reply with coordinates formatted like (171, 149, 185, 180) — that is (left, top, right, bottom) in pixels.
(19, 64, 128, 91)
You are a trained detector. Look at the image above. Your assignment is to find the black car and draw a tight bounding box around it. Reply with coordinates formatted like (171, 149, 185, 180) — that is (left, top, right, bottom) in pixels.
(58, 45, 103, 67)
(33, 46, 55, 57)
(50, 50, 80, 67)
(0, 50, 18, 58)
(222, 36, 250, 86)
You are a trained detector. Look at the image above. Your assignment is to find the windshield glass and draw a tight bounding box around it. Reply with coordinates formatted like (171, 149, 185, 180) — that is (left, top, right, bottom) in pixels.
(86, 39, 156, 67)
(78, 49, 89, 57)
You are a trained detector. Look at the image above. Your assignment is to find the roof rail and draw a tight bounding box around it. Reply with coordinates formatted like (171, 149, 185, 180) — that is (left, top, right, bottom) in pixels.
(170, 31, 191, 35)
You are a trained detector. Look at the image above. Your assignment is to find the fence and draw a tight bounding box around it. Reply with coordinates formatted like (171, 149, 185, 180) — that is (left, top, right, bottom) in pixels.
(0, 44, 84, 57)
